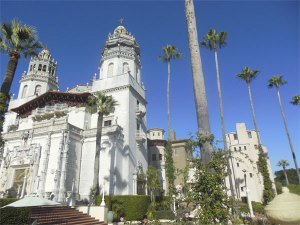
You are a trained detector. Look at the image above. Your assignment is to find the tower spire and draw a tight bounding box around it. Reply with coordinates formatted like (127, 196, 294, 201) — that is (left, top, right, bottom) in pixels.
(120, 17, 124, 25)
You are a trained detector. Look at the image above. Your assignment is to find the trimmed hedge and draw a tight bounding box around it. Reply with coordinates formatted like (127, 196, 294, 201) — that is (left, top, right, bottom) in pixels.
(288, 184, 300, 195)
(0, 198, 31, 224)
(96, 195, 151, 221)
(153, 210, 175, 220)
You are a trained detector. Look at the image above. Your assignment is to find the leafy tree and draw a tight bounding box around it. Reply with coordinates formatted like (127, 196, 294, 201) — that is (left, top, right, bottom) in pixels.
(268, 75, 300, 184)
(158, 45, 182, 140)
(201, 28, 237, 200)
(164, 141, 176, 196)
(277, 160, 290, 185)
(185, 133, 234, 224)
(0, 19, 42, 95)
(85, 92, 117, 195)
(236, 66, 261, 145)
(145, 165, 161, 203)
(275, 168, 300, 185)
(290, 95, 300, 106)
(184, 0, 214, 163)
(257, 145, 275, 204)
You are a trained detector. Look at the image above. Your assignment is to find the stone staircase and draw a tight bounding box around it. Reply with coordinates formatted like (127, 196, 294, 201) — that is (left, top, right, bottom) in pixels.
(31, 206, 107, 225)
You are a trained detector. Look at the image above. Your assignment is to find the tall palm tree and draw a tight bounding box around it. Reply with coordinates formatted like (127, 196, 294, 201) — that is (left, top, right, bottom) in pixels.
(85, 92, 117, 194)
(236, 67, 262, 145)
(184, 0, 214, 163)
(277, 159, 290, 185)
(290, 95, 300, 106)
(0, 19, 43, 95)
(268, 75, 300, 184)
(158, 45, 183, 140)
(201, 29, 237, 198)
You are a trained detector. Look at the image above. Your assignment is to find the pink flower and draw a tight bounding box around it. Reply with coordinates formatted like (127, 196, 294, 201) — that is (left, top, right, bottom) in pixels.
(185, 213, 189, 218)
(120, 217, 124, 222)
(180, 217, 182, 222)
(215, 218, 220, 223)
(143, 218, 148, 223)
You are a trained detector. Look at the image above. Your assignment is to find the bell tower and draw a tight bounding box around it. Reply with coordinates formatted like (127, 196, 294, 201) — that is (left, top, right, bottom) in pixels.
(17, 48, 59, 100)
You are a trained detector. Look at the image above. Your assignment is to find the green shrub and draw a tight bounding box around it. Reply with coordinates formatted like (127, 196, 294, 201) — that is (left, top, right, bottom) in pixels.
(153, 210, 175, 220)
(96, 195, 151, 221)
(0, 198, 31, 225)
(239, 203, 249, 213)
(275, 181, 282, 194)
(241, 196, 247, 204)
(251, 201, 264, 214)
(155, 195, 171, 210)
(287, 184, 300, 195)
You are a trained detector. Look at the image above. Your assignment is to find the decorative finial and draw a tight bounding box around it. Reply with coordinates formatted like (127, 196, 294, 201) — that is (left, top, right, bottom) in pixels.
(45, 42, 49, 50)
(120, 17, 124, 25)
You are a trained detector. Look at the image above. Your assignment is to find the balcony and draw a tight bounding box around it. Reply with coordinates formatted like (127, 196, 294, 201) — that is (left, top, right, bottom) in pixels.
(32, 103, 68, 120)
(136, 130, 146, 144)
(136, 105, 146, 118)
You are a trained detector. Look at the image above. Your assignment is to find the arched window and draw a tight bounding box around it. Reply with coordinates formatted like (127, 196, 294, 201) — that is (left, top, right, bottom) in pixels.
(30, 65, 33, 71)
(35, 85, 42, 96)
(21, 85, 28, 98)
(42, 65, 47, 72)
(52, 69, 55, 75)
(123, 62, 129, 74)
(38, 64, 42, 71)
(48, 67, 52, 74)
(33, 64, 36, 70)
(107, 63, 114, 77)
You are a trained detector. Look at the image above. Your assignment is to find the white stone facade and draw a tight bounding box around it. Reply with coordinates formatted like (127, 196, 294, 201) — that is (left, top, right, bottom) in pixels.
(0, 25, 148, 202)
(226, 123, 276, 203)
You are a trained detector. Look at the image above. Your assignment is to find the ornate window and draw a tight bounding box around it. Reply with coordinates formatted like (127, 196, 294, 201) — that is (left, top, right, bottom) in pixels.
(21, 85, 28, 98)
(30, 65, 33, 71)
(107, 63, 114, 77)
(38, 64, 42, 71)
(42, 65, 47, 72)
(35, 85, 42, 96)
(123, 62, 129, 74)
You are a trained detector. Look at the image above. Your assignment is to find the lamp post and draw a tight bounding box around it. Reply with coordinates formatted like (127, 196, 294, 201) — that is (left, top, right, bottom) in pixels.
(172, 194, 176, 212)
(243, 170, 254, 217)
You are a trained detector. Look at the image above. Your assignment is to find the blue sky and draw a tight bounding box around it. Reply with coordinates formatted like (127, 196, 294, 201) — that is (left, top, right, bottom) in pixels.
(1, 1, 299, 175)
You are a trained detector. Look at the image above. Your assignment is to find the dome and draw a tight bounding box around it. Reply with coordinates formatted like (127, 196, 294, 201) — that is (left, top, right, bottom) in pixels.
(113, 25, 128, 35)
(39, 48, 51, 60)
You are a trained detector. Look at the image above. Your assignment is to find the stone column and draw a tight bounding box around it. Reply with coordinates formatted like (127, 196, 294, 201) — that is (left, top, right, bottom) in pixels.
(132, 172, 137, 195)
(20, 175, 27, 198)
(53, 131, 65, 202)
(31, 145, 41, 194)
(58, 132, 70, 202)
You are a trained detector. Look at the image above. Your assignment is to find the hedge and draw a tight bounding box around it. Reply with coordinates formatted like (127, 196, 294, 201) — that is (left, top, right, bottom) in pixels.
(153, 210, 175, 220)
(96, 195, 151, 221)
(287, 184, 300, 195)
(0, 198, 31, 224)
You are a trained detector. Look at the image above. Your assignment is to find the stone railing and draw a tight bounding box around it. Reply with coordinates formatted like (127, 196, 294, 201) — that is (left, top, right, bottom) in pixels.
(32, 103, 68, 115)
(136, 130, 146, 144)
(136, 105, 146, 118)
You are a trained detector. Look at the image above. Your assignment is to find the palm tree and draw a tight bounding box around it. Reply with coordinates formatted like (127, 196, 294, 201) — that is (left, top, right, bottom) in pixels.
(184, 0, 214, 163)
(201, 29, 237, 198)
(277, 159, 290, 185)
(268, 75, 300, 184)
(85, 92, 117, 195)
(158, 45, 183, 140)
(290, 95, 300, 106)
(236, 67, 262, 145)
(0, 19, 43, 95)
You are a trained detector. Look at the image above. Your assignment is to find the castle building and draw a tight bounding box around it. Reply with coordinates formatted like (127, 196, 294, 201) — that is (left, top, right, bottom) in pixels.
(226, 123, 276, 203)
(0, 24, 148, 201)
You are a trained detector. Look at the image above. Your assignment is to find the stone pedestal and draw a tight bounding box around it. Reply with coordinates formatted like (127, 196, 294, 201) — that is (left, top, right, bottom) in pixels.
(76, 206, 108, 222)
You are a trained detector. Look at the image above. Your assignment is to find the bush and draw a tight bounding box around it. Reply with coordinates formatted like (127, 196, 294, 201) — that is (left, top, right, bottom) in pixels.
(287, 184, 300, 195)
(153, 210, 175, 220)
(241, 196, 248, 204)
(96, 195, 151, 221)
(251, 201, 264, 214)
(0, 198, 31, 224)
(239, 203, 249, 213)
(275, 181, 282, 194)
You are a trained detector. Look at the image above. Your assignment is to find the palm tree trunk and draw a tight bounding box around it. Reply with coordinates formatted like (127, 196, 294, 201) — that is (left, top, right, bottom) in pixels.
(1, 53, 20, 95)
(167, 59, 171, 140)
(214, 49, 237, 199)
(276, 87, 300, 184)
(94, 112, 104, 195)
(185, 0, 214, 163)
(283, 166, 289, 185)
(247, 81, 262, 145)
